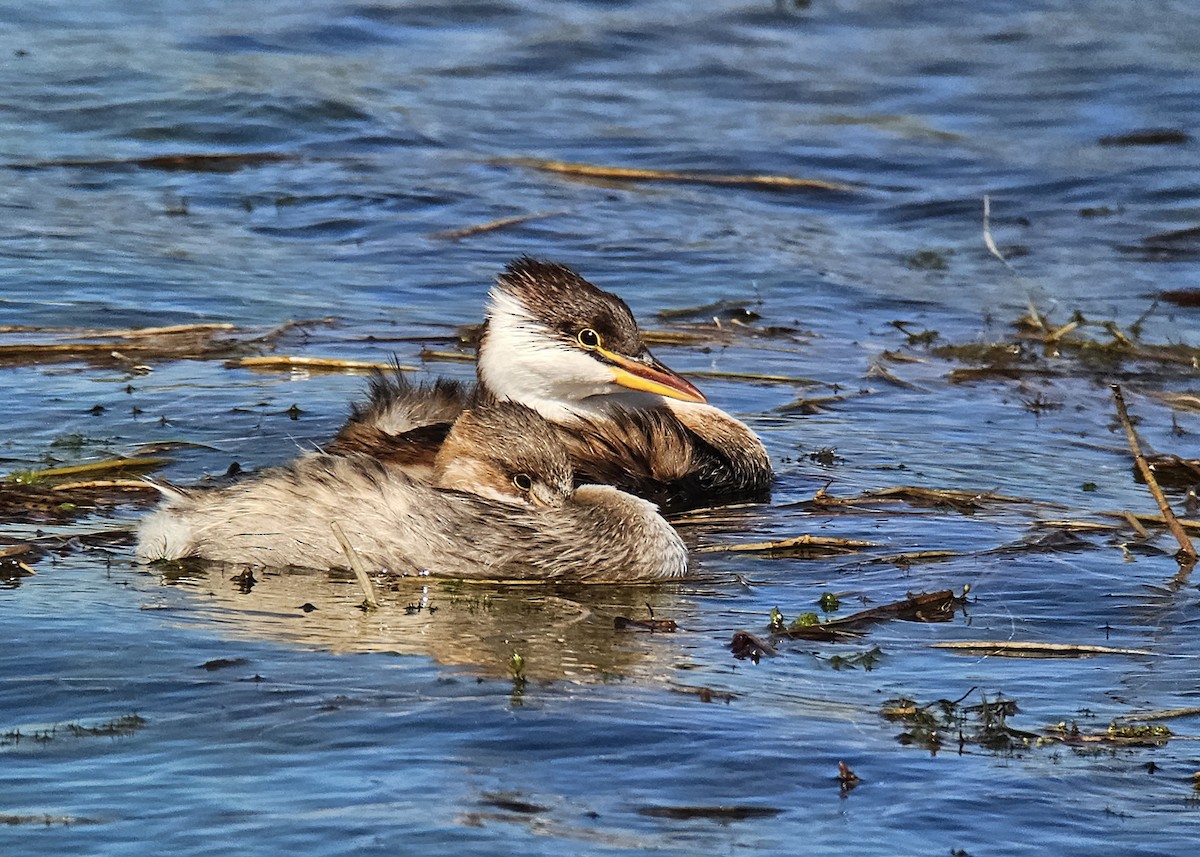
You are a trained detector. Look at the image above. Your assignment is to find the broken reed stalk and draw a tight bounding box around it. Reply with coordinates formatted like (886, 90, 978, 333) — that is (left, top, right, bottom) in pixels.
(428, 209, 567, 240)
(497, 157, 854, 192)
(931, 641, 1154, 657)
(330, 521, 380, 609)
(237, 355, 414, 373)
(982, 194, 1014, 270)
(1110, 384, 1197, 562)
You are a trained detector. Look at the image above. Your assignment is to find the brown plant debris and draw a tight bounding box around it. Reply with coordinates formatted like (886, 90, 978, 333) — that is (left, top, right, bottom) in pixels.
(1143, 391, 1200, 412)
(924, 302, 1200, 380)
(1158, 289, 1200, 308)
(2, 713, 146, 747)
(837, 761, 861, 794)
(198, 657, 250, 671)
(613, 615, 678, 632)
(0, 551, 36, 581)
(419, 348, 475, 363)
(0, 479, 159, 525)
(1103, 511, 1200, 533)
(1111, 384, 1197, 562)
(641, 328, 735, 347)
(0, 543, 33, 560)
(1139, 454, 1200, 489)
(869, 485, 1033, 511)
(1033, 519, 1125, 534)
(19, 152, 296, 172)
(428, 209, 568, 240)
(687, 368, 823, 386)
(865, 358, 927, 391)
(1043, 720, 1172, 748)
(236, 355, 413, 374)
(637, 805, 783, 821)
(495, 156, 854, 193)
(772, 589, 964, 642)
(986, 529, 1098, 554)
(0, 814, 100, 827)
(0, 319, 334, 368)
(7, 457, 169, 485)
(479, 792, 548, 815)
(1098, 129, 1191, 147)
(697, 534, 878, 558)
(330, 521, 381, 609)
(1125, 706, 1200, 722)
(883, 690, 1039, 752)
(859, 550, 963, 567)
(889, 694, 1179, 753)
(0, 530, 136, 568)
(729, 630, 778, 662)
(786, 484, 1053, 517)
(931, 641, 1154, 657)
(657, 299, 763, 322)
(670, 684, 738, 703)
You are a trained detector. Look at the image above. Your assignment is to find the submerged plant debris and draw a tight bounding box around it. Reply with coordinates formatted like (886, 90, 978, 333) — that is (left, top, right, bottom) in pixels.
(882, 691, 1038, 753)
(931, 641, 1153, 658)
(17, 151, 296, 172)
(698, 534, 878, 558)
(883, 690, 1186, 756)
(613, 615, 678, 632)
(783, 484, 1054, 516)
(917, 303, 1200, 384)
(494, 156, 855, 193)
(761, 589, 966, 644)
(636, 804, 784, 821)
(0, 320, 334, 368)
(2, 713, 146, 746)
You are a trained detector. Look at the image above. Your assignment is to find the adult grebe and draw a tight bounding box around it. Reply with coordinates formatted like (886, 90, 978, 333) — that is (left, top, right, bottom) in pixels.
(329, 257, 772, 512)
(136, 401, 688, 582)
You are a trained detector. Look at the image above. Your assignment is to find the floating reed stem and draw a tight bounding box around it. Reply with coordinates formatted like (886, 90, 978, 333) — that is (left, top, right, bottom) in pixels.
(330, 521, 380, 609)
(1110, 384, 1197, 563)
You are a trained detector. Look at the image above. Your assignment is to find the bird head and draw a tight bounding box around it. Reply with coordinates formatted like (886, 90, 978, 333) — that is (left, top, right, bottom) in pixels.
(477, 257, 706, 422)
(434, 400, 574, 508)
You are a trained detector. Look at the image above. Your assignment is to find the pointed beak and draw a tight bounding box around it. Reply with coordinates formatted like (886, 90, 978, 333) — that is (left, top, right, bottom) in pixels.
(599, 348, 707, 403)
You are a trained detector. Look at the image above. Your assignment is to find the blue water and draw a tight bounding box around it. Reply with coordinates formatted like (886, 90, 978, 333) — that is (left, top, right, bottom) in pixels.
(4, 1, 1200, 854)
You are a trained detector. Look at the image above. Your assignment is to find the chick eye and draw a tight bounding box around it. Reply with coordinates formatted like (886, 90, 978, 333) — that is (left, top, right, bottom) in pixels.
(512, 473, 533, 492)
(577, 328, 601, 350)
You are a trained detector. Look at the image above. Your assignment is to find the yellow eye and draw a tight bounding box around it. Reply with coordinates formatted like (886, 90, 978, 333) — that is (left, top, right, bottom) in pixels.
(512, 473, 533, 492)
(577, 328, 601, 349)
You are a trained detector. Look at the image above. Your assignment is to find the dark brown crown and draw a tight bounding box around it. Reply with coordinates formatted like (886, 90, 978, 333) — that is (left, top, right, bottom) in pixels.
(494, 257, 648, 358)
(448, 399, 573, 496)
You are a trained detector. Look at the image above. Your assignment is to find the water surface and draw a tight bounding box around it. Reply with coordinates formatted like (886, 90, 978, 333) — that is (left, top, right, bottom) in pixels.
(4, 2, 1200, 854)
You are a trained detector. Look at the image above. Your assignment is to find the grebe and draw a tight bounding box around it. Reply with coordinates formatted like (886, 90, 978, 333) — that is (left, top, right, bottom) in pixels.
(329, 258, 772, 512)
(136, 401, 688, 582)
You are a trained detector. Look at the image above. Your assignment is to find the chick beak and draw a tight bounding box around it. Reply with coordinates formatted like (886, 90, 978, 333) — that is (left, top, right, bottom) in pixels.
(600, 348, 707, 403)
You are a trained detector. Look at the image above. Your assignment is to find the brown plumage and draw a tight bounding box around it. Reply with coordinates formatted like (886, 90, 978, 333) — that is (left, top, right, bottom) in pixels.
(560, 400, 772, 512)
(326, 373, 467, 480)
(137, 401, 687, 582)
(328, 257, 773, 512)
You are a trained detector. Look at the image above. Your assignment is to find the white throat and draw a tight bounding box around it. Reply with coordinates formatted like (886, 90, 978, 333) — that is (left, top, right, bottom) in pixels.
(479, 288, 623, 423)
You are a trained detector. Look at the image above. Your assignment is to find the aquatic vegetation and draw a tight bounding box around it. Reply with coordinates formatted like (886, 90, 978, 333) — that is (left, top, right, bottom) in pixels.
(2, 714, 146, 747)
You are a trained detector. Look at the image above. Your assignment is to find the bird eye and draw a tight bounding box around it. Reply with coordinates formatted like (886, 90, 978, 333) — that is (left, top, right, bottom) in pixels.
(512, 473, 533, 492)
(577, 328, 601, 350)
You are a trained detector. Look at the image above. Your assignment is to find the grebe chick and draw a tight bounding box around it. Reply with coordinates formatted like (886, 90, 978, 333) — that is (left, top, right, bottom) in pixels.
(329, 257, 772, 512)
(136, 401, 687, 582)
(326, 373, 468, 481)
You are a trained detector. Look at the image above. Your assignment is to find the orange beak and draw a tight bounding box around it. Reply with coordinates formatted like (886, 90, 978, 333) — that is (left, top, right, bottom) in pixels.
(600, 348, 707, 403)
